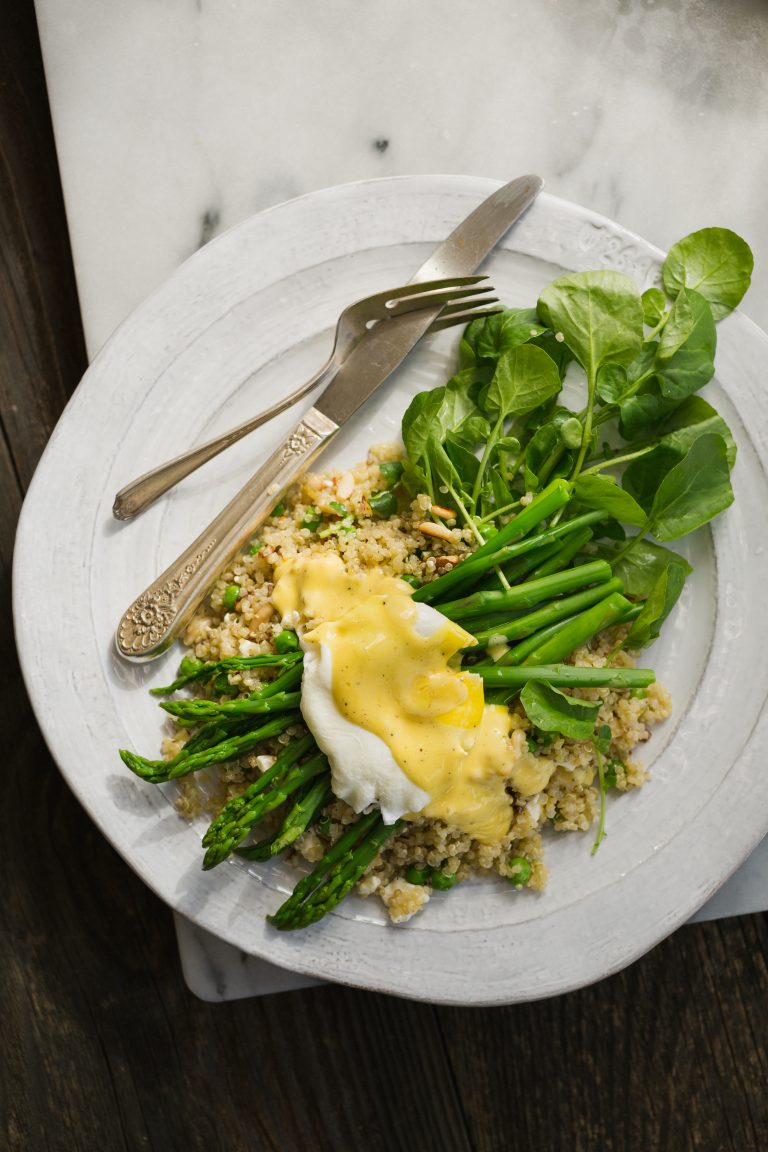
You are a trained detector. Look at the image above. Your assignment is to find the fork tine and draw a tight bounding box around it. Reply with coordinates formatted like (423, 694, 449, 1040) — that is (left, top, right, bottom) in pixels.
(429, 305, 503, 333)
(387, 285, 498, 317)
(382, 275, 488, 303)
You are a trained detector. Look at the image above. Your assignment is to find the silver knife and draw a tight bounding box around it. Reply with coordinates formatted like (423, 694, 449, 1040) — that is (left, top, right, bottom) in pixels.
(116, 175, 543, 660)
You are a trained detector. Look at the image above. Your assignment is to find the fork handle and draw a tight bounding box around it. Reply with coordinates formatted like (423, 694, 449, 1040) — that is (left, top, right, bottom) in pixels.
(112, 358, 334, 521)
(115, 406, 338, 660)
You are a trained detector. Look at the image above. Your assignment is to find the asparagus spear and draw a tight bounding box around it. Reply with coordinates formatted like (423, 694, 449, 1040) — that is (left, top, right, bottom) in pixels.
(471, 577, 624, 647)
(476, 525, 595, 592)
(521, 592, 634, 665)
(476, 663, 655, 690)
(118, 713, 300, 783)
(414, 509, 605, 605)
(526, 526, 594, 580)
(150, 652, 302, 695)
(202, 752, 329, 869)
(413, 480, 573, 603)
(440, 560, 612, 622)
(269, 812, 404, 931)
(497, 601, 643, 667)
(158, 661, 304, 721)
(160, 690, 302, 722)
(236, 775, 334, 861)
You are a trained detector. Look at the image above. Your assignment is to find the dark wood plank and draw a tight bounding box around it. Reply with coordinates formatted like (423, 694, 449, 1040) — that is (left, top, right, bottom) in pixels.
(436, 916, 768, 1152)
(3, 3, 768, 1152)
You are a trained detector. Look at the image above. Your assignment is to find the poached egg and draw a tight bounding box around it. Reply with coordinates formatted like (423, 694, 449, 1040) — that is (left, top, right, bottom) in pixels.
(272, 553, 521, 843)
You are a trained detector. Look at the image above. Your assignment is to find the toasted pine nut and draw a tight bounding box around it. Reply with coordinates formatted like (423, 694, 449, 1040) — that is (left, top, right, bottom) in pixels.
(336, 472, 355, 500)
(435, 555, 460, 573)
(418, 521, 455, 542)
(431, 504, 456, 520)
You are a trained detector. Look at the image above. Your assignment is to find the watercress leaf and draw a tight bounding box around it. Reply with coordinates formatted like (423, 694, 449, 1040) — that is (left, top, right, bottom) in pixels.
(625, 563, 687, 648)
(610, 538, 692, 597)
(402, 388, 446, 464)
(531, 331, 575, 380)
(642, 287, 667, 327)
(648, 433, 734, 541)
(458, 316, 489, 368)
(476, 308, 547, 360)
(596, 363, 629, 405)
(662, 227, 754, 320)
(618, 390, 677, 441)
(520, 681, 600, 742)
(451, 413, 491, 449)
(444, 435, 481, 489)
(655, 288, 716, 400)
(484, 344, 562, 419)
(401, 456, 429, 497)
(523, 422, 559, 490)
(490, 467, 513, 512)
(622, 444, 682, 512)
(574, 474, 648, 527)
(426, 437, 461, 492)
(593, 724, 613, 756)
(657, 395, 736, 468)
(368, 490, 398, 518)
(441, 373, 481, 428)
(594, 519, 626, 542)
(445, 366, 494, 402)
(537, 270, 644, 382)
(379, 460, 404, 488)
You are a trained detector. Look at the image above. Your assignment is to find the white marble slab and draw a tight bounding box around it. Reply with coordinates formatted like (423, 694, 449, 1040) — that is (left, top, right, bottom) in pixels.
(33, 0, 768, 1000)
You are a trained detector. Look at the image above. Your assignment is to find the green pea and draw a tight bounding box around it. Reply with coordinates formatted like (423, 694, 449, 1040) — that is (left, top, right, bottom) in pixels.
(274, 630, 300, 654)
(329, 500, 348, 516)
(369, 490, 398, 518)
(222, 584, 239, 612)
(506, 856, 532, 886)
(379, 460, 404, 488)
(431, 869, 458, 891)
(631, 687, 647, 700)
(405, 864, 432, 885)
(248, 541, 263, 555)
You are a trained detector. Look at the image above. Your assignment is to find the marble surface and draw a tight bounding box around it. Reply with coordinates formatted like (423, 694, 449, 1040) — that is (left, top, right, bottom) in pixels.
(33, 0, 768, 1000)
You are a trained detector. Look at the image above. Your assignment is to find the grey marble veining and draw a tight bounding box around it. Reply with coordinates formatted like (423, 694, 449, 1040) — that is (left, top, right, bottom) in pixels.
(32, 0, 768, 1000)
(36, 0, 768, 357)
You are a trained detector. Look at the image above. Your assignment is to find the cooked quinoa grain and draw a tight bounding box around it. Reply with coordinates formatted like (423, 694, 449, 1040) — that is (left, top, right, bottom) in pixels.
(167, 447, 671, 924)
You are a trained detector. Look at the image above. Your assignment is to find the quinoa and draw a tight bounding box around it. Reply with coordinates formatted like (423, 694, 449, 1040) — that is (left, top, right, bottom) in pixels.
(169, 446, 671, 924)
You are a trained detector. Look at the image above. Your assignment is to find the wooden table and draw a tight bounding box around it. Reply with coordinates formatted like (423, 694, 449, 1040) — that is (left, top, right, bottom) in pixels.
(3, 6, 767, 1149)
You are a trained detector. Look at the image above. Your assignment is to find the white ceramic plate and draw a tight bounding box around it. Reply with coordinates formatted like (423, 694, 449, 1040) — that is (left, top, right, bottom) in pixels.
(14, 176, 768, 1005)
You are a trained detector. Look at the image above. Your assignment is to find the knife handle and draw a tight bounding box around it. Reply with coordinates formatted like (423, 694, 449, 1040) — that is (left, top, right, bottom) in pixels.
(115, 406, 338, 661)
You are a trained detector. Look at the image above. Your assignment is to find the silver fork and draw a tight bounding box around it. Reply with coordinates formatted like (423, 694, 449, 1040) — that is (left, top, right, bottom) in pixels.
(112, 276, 499, 520)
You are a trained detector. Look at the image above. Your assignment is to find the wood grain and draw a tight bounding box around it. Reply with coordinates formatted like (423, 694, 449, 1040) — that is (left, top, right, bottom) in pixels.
(2, 3, 768, 1150)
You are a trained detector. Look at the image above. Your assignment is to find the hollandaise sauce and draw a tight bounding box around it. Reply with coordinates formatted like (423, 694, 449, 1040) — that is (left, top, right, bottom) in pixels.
(272, 554, 522, 844)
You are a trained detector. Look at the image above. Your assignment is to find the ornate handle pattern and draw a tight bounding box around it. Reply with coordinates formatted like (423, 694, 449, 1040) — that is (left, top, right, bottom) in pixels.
(115, 408, 338, 660)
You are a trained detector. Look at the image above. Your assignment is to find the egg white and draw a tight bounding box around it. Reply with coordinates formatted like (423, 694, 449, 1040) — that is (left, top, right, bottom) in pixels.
(298, 601, 450, 823)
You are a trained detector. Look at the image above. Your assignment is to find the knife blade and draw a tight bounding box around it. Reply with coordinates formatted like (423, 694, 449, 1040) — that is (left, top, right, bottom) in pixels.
(116, 176, 543, 659)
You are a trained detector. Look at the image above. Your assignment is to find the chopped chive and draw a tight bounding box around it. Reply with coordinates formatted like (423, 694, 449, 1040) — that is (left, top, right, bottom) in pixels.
(248, 541, 263, 555)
